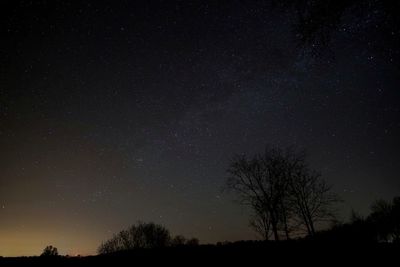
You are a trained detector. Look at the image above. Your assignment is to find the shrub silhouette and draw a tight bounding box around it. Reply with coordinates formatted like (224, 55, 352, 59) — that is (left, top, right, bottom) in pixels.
(312, 196, 400, 243)
(98, 222, 171, 254)
(170, 236, 199, 247)
(98, 222, 200, 254)
(40, 245, 59, 257)
(185, 238, 200, 246)
(369, 197, 400, 242)
(171, 235, 186, 247)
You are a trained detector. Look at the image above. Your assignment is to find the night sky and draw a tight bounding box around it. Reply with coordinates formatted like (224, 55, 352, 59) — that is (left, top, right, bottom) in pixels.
(1, 1, 399, 256)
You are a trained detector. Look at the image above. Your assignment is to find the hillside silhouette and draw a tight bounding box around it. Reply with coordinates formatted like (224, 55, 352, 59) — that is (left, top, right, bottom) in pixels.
(1, 196, 399, 266)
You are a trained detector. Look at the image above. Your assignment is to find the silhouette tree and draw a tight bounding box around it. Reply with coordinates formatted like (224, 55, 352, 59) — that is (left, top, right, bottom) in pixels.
(249, 204, 271, 240)
(227, 149, 285, 240)
(312, 196, 400, 243)
(391, 197, 400, 242)
(171, 235, 186, 247)
(40, 245, 59, 257)
(185, 238, 200, 246)
(369, 197, 400, 242)
(226, 146, 339, 240)
(98, 222, 171, 254)
(98, 235, 120, 254)
(274, 0, 400, 65)
(98, 222, 200, 254)
(227, 147, 304, 240)
(289, 167, 339, 236)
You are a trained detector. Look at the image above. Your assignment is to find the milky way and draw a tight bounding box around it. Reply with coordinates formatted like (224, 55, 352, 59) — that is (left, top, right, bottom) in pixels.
(1, 1, 399, 256)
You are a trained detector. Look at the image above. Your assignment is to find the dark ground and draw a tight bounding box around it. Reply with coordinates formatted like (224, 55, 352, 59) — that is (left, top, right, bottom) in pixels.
(0, 241, 398, 266)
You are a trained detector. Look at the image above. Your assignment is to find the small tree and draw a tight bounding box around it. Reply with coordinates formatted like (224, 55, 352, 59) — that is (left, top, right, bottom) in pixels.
(369, 197, 400, 242)
(171, 235, 186, 246)
(185, 238, 199, 246)
(40, 245, 59, 257)
(289, 168, 339, 236)
(226, 148, 290, 240)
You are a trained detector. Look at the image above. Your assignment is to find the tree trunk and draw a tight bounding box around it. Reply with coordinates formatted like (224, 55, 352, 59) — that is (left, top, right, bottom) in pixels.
(284, 222, 290, 240)
(298, 204, 312, 236)
(270, 213, 280, 241)
(282, 208, 290, 240)
(307, 214, 315, 236)
(272, 224, 280, 241)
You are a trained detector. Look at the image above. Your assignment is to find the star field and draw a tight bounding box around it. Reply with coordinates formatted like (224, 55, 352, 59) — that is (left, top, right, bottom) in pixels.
(0, 1, 399, 256)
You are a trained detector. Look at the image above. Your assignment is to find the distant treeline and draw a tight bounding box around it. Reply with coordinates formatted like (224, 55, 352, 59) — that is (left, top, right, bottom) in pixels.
(94, 146, 399, 256)
(312, 196, 400, 243)
(97, 222, 199, 254)
(94, 195, 399, 256)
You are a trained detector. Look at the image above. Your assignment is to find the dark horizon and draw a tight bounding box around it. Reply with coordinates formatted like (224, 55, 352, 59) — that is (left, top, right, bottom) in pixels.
(1, 0, 399, 256)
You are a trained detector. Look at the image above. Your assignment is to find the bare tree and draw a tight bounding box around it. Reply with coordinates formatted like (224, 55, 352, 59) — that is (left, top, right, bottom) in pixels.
(249, 203, 271, 240)
(98, 233, 123, 254)
(226, 146, 339, 239)
(271, 0, 400, 66)
(289, 168, 339, 236)
(227, 147, 299, 240)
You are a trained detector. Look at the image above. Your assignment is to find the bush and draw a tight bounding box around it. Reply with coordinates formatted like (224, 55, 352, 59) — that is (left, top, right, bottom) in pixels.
(98, 222, 201, 254)
(40, 245, 59, 257)
(98, 222, 171, 254)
